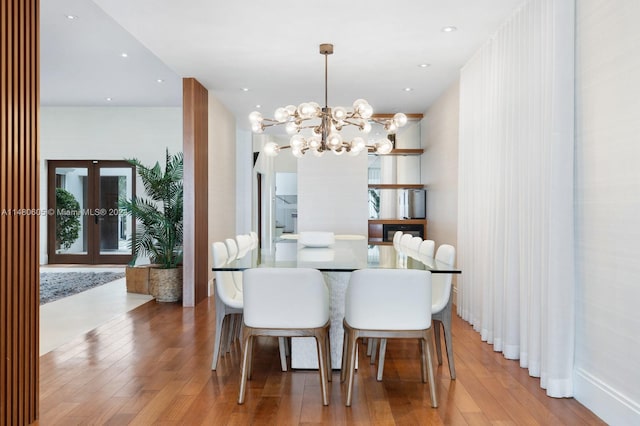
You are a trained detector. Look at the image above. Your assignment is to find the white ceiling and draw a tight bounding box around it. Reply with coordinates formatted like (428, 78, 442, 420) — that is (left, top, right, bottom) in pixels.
(41, 0, 524, 128)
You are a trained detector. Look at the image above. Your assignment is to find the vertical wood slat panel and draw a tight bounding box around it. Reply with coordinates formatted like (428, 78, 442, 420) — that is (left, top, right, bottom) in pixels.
(0, 0, 39, 425)
(182, 78, 209, 307)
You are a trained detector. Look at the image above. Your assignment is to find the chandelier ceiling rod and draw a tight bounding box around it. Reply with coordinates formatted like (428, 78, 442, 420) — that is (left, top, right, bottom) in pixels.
(321, 43, 332, 108)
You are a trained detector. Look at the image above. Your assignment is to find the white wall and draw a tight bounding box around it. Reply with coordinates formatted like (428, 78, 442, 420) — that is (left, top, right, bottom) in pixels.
(236, 127, 252, 237)
(208, 94, 236, 284)
(40, 106, 182, 264)
(422, 81, 459, 249)
(574, 1, 640, 423)
(297, 153, 368, 236)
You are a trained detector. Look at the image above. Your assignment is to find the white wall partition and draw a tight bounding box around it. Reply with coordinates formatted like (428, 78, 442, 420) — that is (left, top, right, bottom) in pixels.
(457, 0, 575, 397)
(574, 1, 640, 423)
(297, 153, 368, 236)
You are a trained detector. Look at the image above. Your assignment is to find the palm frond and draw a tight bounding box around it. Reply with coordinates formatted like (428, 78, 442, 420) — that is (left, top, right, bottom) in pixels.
(121, 149, 183, 268)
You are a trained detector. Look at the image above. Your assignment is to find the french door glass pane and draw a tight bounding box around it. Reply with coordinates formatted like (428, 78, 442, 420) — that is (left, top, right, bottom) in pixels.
(54, 167, 88, 255)
(99, 167, 133, 255)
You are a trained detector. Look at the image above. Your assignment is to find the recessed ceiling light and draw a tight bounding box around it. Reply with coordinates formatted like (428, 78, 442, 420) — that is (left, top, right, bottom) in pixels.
(404, 87, 413, 92)
(242, 88, 249, 92)
(156, 79, 164, 83)
(105, 97, 113, 101)
(441, 26, 457, 32)
(255, 104, 261, 108)
(65, 15, 78, 20)
(121, 53, 128, 58)
(419, 63, 431, 68)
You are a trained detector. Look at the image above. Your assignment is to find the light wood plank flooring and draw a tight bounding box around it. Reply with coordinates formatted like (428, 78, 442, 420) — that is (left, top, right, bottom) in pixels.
(37, 297, 604, 425)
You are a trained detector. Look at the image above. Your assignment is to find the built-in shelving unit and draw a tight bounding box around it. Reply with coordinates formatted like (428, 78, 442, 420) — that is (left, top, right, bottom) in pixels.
(368, 184, 424, 190)
(386, 148, 424, 156)
(367, 115, 425, 245)
(368, 219, 428, 245)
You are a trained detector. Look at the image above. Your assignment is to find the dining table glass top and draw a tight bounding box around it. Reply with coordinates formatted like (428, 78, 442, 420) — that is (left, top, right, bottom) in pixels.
(212, 239, 461, 274)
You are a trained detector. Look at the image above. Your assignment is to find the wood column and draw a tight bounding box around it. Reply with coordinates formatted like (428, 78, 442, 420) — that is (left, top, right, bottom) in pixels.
(182, 78, 208, 306)
(1, 0, 40, 424)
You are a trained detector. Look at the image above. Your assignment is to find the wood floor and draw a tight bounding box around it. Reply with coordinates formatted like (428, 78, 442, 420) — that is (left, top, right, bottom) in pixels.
(37, 297, 604, 425)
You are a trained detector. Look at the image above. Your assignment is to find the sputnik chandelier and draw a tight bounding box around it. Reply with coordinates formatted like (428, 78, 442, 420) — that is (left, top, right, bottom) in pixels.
(248, 43, 408, 158)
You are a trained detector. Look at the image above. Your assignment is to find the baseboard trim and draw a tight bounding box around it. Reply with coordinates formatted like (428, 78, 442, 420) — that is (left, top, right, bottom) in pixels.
(574, 367, 640, 425)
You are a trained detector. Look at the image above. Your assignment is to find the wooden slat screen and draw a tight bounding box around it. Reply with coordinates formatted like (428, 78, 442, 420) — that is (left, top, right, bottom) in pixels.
(0, 0, 40, 424)
(182, 78, 209, 307)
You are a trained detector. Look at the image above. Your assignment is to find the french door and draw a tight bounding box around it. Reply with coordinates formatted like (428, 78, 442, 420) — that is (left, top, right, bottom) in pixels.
(47, 160, 136, 264)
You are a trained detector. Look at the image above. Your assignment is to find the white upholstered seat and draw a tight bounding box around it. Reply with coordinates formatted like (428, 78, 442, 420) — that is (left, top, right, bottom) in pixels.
(375, 244, 458, 381)
(341, 269, 437, 408)
(239, 268, 331, 405)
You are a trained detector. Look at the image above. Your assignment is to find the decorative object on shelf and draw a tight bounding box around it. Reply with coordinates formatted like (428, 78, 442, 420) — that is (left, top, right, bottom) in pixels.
(249, 43, 408, 157)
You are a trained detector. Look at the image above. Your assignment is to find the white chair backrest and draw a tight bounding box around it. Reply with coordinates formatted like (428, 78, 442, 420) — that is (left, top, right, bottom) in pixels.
(236, 234, 253, 258)
(345, 269, 432, 331)
(399, 234, 413, 254)
(432, 244, 455, 313)
(249, 231, 259, 249)
(224, 238, 239, 262)
(211, 242, 241, 307)
(392, 231, 403, 250)
(406, 236, 423, 259)
(243, 268, 329, 329)
(417, 240, 435, 262)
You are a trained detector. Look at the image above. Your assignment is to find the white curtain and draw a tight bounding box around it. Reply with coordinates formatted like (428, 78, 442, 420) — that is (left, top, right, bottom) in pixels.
(457, 0, 575, 397)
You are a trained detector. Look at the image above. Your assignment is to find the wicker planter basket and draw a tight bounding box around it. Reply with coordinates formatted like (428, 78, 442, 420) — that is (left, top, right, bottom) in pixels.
(149, 267, 183, 302)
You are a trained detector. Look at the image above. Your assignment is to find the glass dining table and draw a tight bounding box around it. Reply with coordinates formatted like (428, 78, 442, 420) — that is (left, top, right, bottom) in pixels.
(212, 237, 461, 369)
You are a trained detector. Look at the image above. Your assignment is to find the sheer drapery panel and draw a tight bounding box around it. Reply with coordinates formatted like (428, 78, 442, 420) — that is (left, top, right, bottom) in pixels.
(457, 0, 575, 397)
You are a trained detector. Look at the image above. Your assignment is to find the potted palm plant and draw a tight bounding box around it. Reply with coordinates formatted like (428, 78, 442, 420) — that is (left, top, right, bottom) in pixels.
(120, 149, 184, 302)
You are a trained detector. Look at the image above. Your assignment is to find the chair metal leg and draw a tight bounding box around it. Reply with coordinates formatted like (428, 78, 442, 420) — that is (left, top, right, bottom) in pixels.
(211, 310, 226, 370)
(376, 338, 387, 381)
(326, 330, 332, 382)
(238, 333, 253, 404)
(439, 298, 456, 379)
(369, 338, 378, 364)
(419, 338, 427, 383)
(224, 315, 235, 353)
(424, 329, 438, 408)
(278, 337, 288, 371)
(345, 329, 359, 407)
(315, 330, 329, 406)
(340, 325, 349, 383)
(247, 333, 254, 380)
(433, 320, 443, 365)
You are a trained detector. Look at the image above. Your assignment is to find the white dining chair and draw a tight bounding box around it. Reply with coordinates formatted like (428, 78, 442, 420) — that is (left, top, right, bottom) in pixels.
(210, 242, 243, 371)
(249, 231, 259, 249)
(224, 238, 243, 294)
(399, 234, 413, 254)
(238, 268, 331, 405)
(341, 269, 437, 408)
(431, 244, 457, 379)
(417, 239, 436, 262)
(374, 244, 458, 381)
(392, 231, 403, 250)
(236, 234, 253, 259)
(406, 236, 423, 259)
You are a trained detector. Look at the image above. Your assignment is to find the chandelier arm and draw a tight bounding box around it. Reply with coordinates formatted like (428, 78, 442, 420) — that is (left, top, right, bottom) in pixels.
(370, 117, 391, 125)
(340, 118, 363, 127)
